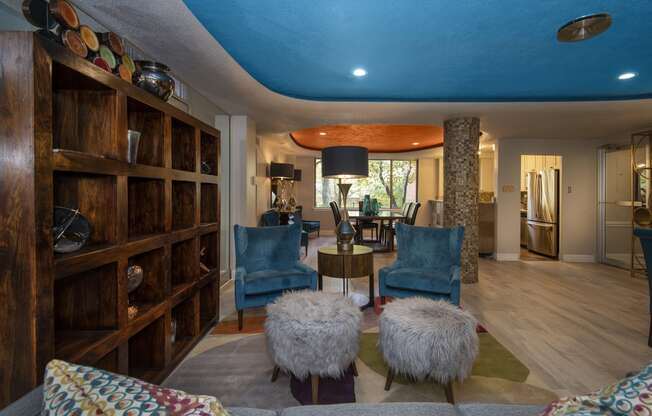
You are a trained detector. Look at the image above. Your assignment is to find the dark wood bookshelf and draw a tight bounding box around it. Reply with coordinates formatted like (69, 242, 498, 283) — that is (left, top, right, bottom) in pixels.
(0, 32, 221, 409)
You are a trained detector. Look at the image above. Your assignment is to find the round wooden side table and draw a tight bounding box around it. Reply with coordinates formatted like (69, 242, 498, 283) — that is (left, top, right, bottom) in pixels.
(317, 245, 374, 309)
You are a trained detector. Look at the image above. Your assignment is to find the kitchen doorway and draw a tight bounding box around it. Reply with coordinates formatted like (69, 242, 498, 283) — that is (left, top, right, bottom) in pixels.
(520, 155, 562, 261)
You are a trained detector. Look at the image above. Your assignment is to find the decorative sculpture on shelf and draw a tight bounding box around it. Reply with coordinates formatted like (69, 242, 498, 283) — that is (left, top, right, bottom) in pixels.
(53, 206, 91, 254)
(127, 265, 144, 320)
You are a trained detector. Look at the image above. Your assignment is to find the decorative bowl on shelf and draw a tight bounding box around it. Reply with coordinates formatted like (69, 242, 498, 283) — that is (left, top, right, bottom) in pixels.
(53, 206, 91, 253)
(127, 265, 144, 293)
(133, 61, 175, 101)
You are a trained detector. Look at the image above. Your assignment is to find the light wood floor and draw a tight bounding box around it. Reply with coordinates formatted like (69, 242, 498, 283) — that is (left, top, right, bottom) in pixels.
(219, 233, 652, 397)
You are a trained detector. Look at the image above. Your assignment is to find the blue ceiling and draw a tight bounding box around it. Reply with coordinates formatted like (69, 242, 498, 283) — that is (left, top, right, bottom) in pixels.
(183, 0, 652, 102)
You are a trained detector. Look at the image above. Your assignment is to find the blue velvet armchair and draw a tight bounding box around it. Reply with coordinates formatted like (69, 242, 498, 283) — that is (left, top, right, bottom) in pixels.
(632, 227, 652, 347)
(234, 222, 318, 330)
(261, 209, 309, 255)
(379, 223, 464, 305)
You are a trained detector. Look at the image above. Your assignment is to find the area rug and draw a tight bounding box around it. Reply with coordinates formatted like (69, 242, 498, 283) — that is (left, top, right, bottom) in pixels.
(358, 332, 530, 384)
(164, 331, 557, 409)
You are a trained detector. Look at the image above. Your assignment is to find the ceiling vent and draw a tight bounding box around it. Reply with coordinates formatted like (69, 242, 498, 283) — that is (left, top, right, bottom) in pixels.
(557, 13, 612, 42)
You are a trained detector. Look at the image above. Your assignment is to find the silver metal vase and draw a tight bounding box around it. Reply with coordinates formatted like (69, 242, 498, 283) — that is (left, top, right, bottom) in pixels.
(336, 183, 356, 252)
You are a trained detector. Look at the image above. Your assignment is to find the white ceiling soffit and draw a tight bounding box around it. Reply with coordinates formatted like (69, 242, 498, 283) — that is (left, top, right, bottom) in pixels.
(76, 0, 652, 140)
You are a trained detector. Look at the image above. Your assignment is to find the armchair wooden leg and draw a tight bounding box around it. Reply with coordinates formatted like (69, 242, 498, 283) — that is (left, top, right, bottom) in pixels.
(238, 310, 243, 331)
(311, 374, 319, 404)
(384, 368, 394, 391)
(351, 361, 358, 377)
(443, 382, 455, 404)
(271, 365, 280, 382)
(648, 317, 652, 348)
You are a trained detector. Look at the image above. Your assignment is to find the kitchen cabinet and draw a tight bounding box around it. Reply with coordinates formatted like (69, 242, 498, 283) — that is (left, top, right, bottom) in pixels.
(521, 155, 561, 191)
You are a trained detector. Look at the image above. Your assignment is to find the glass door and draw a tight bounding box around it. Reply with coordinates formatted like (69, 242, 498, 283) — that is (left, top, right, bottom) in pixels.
(598, 145, 633, 268)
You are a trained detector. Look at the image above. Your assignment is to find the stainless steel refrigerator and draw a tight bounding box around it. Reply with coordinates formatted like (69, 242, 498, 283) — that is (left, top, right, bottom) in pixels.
(526, 169, 560, 258)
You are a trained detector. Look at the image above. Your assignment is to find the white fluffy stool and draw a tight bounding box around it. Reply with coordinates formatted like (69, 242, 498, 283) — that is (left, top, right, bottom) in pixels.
(265, 291, 362, 404)
(379, 297, 478, 403)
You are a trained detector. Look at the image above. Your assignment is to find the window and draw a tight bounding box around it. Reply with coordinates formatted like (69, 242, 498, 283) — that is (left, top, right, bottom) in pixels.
(315, 159, 417, 210)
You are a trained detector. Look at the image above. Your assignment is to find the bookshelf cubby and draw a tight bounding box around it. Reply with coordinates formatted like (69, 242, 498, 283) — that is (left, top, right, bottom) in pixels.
(54, 263, 118, 362)
(200, 232, 219, 277)
(127, 98, 165, 167)
(172, 181, 196, 230)
(0, 33, 221, 408)
(201, 183, 218, 224)
(172, 118, 196, 172)
(53, 172, 117, 250)
(199, 281, 217, 332)
(172, 238, 198, 294)
(129, 316, 166, 382)
(128, 177, 165, 239)
(172, 295, 199, 359)
(201, 131, 219, 176)
(128, 248, 167, 319)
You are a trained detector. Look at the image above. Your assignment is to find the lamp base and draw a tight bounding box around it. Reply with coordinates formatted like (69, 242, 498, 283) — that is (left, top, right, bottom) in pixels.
(336, 219, 356, 252)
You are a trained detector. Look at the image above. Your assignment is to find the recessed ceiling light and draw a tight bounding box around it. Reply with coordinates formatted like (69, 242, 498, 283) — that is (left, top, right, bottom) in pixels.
(411, 142, 420, 146)
(352, 68, 367, 77)
(319, 132, 327, 136)
(618, 72, 637, 80)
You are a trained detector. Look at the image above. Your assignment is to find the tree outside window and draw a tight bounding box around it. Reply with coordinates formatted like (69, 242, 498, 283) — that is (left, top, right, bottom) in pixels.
(315, 159, 417, 210)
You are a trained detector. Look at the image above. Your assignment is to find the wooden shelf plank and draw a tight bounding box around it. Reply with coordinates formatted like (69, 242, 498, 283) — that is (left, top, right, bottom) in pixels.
(55, 330, 117, 363)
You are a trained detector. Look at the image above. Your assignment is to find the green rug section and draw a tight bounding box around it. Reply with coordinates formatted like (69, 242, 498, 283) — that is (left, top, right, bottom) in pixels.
(358, 332, 529, 385)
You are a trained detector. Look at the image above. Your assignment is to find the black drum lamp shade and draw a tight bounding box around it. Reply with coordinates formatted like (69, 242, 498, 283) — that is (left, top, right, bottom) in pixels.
(269, 162, 294, 179)
(321, 146, 369, 178)
(293, 169, 302, 181)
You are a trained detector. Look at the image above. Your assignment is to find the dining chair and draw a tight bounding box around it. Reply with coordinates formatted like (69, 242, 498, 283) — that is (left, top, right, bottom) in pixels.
(632, 227, 652, 347)
(296, 205, 320, 237)
(382, 202, 413, 245)
(330, 201, 342, 226)
(357, 200, 379, 240)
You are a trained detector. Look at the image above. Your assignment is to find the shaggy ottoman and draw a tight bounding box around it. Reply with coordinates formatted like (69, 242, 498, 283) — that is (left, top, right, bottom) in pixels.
(265, 291, 362, 404)
(379, 297, 478, 404)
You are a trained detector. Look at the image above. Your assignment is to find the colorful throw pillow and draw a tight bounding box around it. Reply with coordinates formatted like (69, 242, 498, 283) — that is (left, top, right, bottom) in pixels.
(42, 359, 230, 415)
(541, 363, 652, 415)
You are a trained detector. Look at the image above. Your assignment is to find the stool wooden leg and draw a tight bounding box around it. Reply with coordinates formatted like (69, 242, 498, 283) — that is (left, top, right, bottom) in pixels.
(384, 369, 394, 391)
(351, 361, 358, 377)
(271, 366, 280, 382)
(311, 375, 319, 404)
(238, 310, 243, 331)
(443, 382, 455, 404)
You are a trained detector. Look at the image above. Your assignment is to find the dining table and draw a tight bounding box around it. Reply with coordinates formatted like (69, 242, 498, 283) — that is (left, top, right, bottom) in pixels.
(347, 210, 406, 252)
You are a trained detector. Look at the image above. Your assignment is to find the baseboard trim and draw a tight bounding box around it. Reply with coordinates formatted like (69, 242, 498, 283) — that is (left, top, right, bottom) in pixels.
(496, 253, 520, 261)
(562, 254, 595, 263)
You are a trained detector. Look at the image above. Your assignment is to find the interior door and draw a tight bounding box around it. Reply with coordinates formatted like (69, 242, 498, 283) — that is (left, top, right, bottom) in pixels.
(598, 145, 632, 268)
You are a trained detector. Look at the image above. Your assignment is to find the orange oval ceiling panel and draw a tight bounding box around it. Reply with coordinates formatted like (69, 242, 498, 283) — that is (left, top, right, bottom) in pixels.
(290, 124, 443, 153)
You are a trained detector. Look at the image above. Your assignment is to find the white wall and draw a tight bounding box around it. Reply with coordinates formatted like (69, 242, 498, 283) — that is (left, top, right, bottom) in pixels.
(495, 137, 623, 262)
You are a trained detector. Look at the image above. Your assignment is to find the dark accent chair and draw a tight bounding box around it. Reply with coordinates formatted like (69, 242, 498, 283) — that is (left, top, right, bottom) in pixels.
(262, 209, 308, 255)
(330, 201, 342, 227)
(385, 202, 421, 250)
(296, 205, 321, 237)
(379, 223, 464, 305)
(381, 202, 413, 245)
(633, 227, 652, 347)
(357, 201, 379, 240)
(234, 222, 318, 330)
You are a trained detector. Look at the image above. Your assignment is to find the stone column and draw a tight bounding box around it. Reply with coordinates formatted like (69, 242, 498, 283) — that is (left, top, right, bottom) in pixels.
(443, 117, 480, 283)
